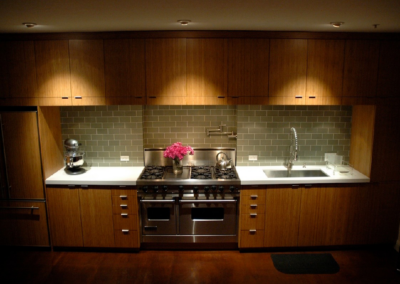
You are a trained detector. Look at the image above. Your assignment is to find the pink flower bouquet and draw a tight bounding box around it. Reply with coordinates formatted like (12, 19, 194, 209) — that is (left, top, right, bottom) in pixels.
(163, 142, 194, 161)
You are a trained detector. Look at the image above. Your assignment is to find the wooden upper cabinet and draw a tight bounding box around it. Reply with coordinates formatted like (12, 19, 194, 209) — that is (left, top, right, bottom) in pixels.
(187, 39, 228, 105)
(377, 41, 400, 97)
(35, 40, 71, 105)
(343, 40, 380, 98)
(104, 39, 146, 104)
(306, 40, 345, 105)
(69, 40, 106, 105)
(269, 39, 307, 105)
(228, 39, 269, 103)
(145, 38, 186, 105)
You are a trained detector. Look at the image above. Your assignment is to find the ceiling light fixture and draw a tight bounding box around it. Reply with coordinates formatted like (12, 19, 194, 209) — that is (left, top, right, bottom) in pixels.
(177, 20, 191, 26)
(330, 22, 344, 28)
(22, 22, 37, 28)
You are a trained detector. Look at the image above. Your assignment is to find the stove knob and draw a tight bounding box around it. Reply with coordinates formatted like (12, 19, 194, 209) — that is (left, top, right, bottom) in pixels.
(142, 186, 148, 193)
(162, 185, 168, 192)
(218, 186, 224, 193)
(153, 186, 159, 193)
(229, 186, 236, 192)
(211, 185, 217, 192)
(178, 185, 184, 192)
(193, 186, 199, 194)
(204, 186, 210, 193)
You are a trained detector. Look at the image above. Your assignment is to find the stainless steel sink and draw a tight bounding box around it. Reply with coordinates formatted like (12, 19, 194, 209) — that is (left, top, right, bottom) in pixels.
(263, 169, 329, 178)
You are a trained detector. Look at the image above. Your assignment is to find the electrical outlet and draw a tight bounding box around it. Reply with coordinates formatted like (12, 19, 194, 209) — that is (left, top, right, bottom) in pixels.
(120, 156, 129, 162)
(249, 155, 258, 161)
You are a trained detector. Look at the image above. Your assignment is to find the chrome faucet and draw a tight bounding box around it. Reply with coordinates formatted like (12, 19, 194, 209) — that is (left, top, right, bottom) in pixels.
(285, 127, 298, 172)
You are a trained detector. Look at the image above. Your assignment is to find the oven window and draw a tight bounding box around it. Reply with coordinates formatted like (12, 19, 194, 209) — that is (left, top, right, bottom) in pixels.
(147, 207, 170, 220)
(191, 208, 224, 220)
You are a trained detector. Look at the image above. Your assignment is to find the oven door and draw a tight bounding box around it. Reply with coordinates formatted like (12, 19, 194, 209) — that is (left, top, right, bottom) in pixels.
(178, 199, 238, 235)
(140, 199, 177, 235)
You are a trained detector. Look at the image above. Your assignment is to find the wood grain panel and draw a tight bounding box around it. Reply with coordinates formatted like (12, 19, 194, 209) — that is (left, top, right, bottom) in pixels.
(113, 214, 138, 230)
(227, 96, 269, 105)
(145, 38, 186, 98)
(79, 187, 114, 247)
(349, 105, 376, 177)
(264, 186, 302, 247)
(0, 201, 49, 246)
(72, 96, 105, 106)
(106, 96, 146, 105)
(1, 112, 44, 199)
(111, 188, 137, 197)
(376, 40, 400, 97)
(112, 195, 137, 214)
(343, 40, 380, 98)
(0, 98, 39, 106)
(239, 230, 264, 248)
(269, 39, 307, 100)
(46, 187, 83, 247)
(114, 229, 139, 248)
(35, 40, 71, 98)
(187, 39, 227, 99)
(38, 107, 64, 180)
(240, 189, 266, 204)
(306, 96, 341, 105)
(240, 203, 266, 214)
(147, 96, 186, 105)
(228, 39, 269, 97)
(186, 96, 225, 105)
(104, 39, 146, 98)
(306, 40, 345, 99)
(0, 42, 9, 99)
(69, 40, 105, 100)
(341, 96, 376, 105)
(240, 213, 265, 230)
(269, 96, 305, 105)
(38, 97, 71, 106)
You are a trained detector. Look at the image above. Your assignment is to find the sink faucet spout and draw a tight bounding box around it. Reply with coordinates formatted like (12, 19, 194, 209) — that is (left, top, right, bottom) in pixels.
(286, 127, 298, 171)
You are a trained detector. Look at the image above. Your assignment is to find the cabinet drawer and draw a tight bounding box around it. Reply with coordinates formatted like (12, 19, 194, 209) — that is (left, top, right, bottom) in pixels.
(112, 189, 137, 197)
(240, 203, 266, 214)
(112, 196, 137, 214)
(113, 214, 138, 230)
(240, 213, 265, 230)
(241, 190, 266, 204)
(114, 229, 139, 248)
(240, 229, 264, 248)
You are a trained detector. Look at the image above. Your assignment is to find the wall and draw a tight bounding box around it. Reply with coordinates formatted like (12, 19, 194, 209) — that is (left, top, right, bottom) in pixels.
(236, 105, 352, 166)
(60, 106, 143, 167)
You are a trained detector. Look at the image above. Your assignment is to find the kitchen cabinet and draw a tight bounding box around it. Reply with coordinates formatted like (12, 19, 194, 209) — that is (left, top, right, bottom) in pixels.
(269, 39, 308, 105)
(227, 39, 269, 104)
(104, 39, 146, 105)
(35, 40, 72, 106)
(376, 41, 400, 97)
(342, 40, 380, 99)
(306, 40, 345, 105)
(69, 40, 106, 105)
(187, 39, 228, 105)
(146, 39, 186, 105)
(239, 187, 266, 248)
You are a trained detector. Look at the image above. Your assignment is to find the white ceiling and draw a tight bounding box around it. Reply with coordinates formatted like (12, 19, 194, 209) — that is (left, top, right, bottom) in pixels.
(1, 0, 400, 33)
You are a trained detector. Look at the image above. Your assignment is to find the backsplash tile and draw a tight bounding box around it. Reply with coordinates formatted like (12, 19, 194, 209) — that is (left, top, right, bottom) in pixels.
(143, 106, 237, 149)
(60, 106, 144, 167)
(236, 105, 352, 166)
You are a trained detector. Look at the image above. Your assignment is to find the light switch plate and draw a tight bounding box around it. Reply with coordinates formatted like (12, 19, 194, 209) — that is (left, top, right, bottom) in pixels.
(120, 156, 129, 161)
(249, 155, 258, 161)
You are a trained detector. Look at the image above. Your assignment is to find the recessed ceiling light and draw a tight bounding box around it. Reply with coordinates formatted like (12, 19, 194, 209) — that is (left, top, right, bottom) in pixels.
(22, 22, 37, 28)
(177, 20, 191, 26)
(330, 22, 344, 28)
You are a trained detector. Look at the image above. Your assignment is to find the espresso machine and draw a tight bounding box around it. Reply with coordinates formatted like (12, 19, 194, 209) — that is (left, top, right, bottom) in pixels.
(64, 138, 85, 175)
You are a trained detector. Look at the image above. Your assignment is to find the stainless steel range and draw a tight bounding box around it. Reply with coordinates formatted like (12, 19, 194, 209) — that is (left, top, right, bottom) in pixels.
(137, 148, 240, 247)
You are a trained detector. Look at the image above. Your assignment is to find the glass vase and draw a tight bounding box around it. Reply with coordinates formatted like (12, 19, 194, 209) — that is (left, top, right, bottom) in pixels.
(172, 158, 183, 175)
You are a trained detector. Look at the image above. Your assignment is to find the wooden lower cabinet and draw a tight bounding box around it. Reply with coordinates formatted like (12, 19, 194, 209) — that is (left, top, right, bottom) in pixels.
(46, 186, 140, 248)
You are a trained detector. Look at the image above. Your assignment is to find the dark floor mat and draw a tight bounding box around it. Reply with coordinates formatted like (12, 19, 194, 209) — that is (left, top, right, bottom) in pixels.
(271, 253, 340, 274)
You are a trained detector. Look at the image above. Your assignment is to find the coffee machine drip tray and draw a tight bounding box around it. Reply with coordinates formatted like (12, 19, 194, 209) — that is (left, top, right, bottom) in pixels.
(64, 167, 86, 175)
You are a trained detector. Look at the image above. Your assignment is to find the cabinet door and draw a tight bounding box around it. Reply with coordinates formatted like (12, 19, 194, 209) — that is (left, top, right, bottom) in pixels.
(269, 39, 307, 105)
(46, 187, 83, 247)
(264, 186, 302, 247)
(145, 38, 186, 105)
(0, 201, 49, 246)
(228, 39, 269, 103)
(377, 41, 400, 97)
(69, 40, 106, 105)
(79, 187, 114, 247)
(306, 40, 344, 105)
(343, 40, 380, 98)
(187, 39, 227, 105)
(1, 112, 44, 199)
(35, 40, 71, 105)
(104, 39, 146, 103)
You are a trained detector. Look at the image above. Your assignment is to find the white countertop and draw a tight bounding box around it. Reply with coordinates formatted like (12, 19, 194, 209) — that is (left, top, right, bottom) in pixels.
(45, 167, 144, 186)
(236, 165, 370, 185)
(46, 165, 369, 186)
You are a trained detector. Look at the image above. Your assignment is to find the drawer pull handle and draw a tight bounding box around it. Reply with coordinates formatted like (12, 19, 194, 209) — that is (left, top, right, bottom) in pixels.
(120, 204, 128, 208)
(217, 96, 225, 99)
(61, 96, 69, 99)
(295, 96, 303, 99)
(120, 195, 128, 199)
(309, 96, 316, 99)
(250, 204, 258, 208)
(250, 195, 258, 199)
(74, 96, 82, 99)
(122, 229, 129, 233)
(250, 213, 257, 217)
(249, 229, 257, 233)
(121, 213, 128, 217)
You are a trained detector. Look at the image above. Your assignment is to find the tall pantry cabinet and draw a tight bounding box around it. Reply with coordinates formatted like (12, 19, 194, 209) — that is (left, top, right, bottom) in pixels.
(0, 108, 49, 246)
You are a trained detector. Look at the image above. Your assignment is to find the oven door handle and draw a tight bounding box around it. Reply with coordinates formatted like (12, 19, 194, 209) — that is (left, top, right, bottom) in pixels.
(140, 199, 175, 203)
(179, 200, 237, 203)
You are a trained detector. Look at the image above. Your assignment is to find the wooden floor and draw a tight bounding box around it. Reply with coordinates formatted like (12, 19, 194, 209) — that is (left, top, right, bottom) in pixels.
(1, 248, 400, 284)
